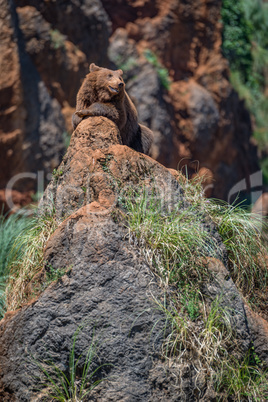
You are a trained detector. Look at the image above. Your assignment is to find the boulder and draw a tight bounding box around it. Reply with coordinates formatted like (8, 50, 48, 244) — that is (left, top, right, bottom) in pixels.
(0, 117, 259, 400)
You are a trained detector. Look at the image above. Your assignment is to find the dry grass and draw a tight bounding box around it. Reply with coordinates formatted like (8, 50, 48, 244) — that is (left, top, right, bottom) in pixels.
(5, 210, 58, 312)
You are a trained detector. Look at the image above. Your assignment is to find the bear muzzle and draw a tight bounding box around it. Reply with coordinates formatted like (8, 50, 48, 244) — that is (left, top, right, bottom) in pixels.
(109, 82, 124, 94)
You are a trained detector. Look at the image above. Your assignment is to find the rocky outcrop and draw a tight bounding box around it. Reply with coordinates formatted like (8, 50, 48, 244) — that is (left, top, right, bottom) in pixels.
(0, 117, 263, 401)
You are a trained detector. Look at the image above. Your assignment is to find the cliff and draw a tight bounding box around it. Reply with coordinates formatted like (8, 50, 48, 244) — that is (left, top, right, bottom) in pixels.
(0, 0, 260, 208)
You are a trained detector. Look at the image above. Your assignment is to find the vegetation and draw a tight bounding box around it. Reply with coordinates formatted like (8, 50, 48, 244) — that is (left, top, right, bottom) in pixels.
(0, 212, 30, 317)
(50, 29, 66, 50)
(122, 177, 267, 300)
(120, 175, 268, 400)
(34, 326, 107, 401)
(221, 0, 268, 182)
(144, 49, 171, 90)
(0, 208, 58, 316)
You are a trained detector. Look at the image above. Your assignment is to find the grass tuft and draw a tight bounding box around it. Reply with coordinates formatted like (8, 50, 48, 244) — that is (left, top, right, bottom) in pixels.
(33, 325, 108, 401)
(4, 208, 58, 313)
(0, 212, 31, 318)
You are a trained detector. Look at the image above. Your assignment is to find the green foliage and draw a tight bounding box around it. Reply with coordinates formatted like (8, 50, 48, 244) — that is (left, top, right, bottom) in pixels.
(122, 179, 267, 299)
(116, 56, 138, 72)
(53, 168, 64, 181)
(50, 29, 66, 50)
(0, 212, 30, 317)
(221, 0, 268, 181)
(45, 264, 71, 285)
(34, 326, 107, 401)
(62, 130, 71, 148)
(216, 349, 268, 400)
(4, 208, 58, 313)
(221, 0, 253, 82)
(179, 285, 200, 321)
(144, 50, 171, 90)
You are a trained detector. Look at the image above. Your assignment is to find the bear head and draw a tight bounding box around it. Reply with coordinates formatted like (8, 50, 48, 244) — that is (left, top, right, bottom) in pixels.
(89, 63, 125, 101)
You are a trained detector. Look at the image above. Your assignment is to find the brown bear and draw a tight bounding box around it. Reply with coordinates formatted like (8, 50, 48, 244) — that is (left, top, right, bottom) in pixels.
(72, 63, 153, 154)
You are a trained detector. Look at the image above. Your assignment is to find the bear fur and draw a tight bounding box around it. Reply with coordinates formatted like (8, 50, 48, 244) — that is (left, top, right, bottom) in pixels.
(72, 63, 153, 154)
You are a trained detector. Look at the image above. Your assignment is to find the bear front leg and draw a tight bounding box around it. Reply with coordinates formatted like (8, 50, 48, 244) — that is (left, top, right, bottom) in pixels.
(76, 102, 119, 122)
(72, 112, 83, 130)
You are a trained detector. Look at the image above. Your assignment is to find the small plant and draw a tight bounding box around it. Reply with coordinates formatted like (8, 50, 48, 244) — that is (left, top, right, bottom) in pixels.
(62, 130, 71, 149)
(50, 29, 66, 50)
(116, 55, 138, 72)
(45, 264, 72, 285)
(216, 350, 268, 401)
(52, 168, 64, 181)
(205, 199, 268, 298)
(100, 154, 113, 173)
(144, 49, 171, 90)
(179, 285, 200, 321)
(34, 326, 108, 401)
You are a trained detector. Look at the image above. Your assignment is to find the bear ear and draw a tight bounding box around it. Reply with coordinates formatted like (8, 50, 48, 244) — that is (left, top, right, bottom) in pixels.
(117, 69, 123, 76)
(89, 63, 101, 72)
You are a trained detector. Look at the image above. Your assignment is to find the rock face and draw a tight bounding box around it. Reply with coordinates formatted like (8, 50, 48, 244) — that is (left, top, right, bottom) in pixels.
(0, 117, 264, 401)
(0, 0, 65, 194)
(106, 0, 259, 201)
(0, 0, 260, 207)
(0, 0, 111, 199)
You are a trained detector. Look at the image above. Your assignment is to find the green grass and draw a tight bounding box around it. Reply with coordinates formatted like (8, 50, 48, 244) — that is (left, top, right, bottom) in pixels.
(3, 208, 58, 313)
(0, 212, 31, 317)
(33, 326, 108, 401)
(121, 180, 267, 299)
(123, 187, 220, 287)
(216, 351, 268, 401)
(120, 175, 268, 400)
(207, 199, 268, 296)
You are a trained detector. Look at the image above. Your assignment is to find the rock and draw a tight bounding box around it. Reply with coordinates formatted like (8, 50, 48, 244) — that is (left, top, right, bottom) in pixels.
(252, 193, 268, 217)
(244, 304, 268, 367)
(202, 258, 250, 352)
(16, 5, 88, 108)
(187, 82, 219, 151)
(0, 210, 168, 400)
(0, 117, 258, 400)
(15, 0, 111, 65)
(0, 0, 65, 193)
